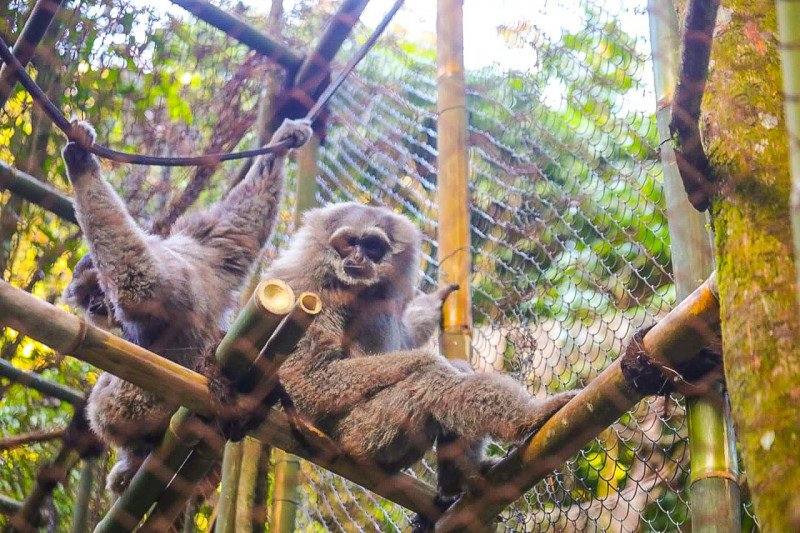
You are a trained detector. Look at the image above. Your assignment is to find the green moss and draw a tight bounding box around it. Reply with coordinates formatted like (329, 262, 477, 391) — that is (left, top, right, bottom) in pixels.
(706, 0, 800, 528)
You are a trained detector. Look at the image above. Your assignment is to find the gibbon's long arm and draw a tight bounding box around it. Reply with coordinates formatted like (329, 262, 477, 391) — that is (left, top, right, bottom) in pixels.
(172, 119, 312, 294)
(62, 123, 163, 314)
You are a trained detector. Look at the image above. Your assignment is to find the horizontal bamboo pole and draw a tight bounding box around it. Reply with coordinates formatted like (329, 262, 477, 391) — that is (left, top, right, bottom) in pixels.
(253, 410, 440, 520)
(0, 160, 77, 224)
(0, 495, 23, 516)
(0, 358, 85, 405)
(0, 280, 213, 415)
(0, 280, 439, 517)
(435, 273, 721, 531)
(0, 428, 64, 450)
(168, 0, 303, 71)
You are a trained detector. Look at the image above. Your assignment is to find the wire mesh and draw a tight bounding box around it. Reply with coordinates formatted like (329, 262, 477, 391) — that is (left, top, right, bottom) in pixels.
(0, 0, 751, 531)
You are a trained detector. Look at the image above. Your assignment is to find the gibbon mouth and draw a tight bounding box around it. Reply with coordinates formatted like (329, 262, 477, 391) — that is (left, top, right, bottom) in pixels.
(344, 263, 373, 278)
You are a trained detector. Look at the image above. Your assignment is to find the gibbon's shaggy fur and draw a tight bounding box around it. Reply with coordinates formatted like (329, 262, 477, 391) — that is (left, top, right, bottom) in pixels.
(269, 203, 578, 501)
(61, 118, 312, 493)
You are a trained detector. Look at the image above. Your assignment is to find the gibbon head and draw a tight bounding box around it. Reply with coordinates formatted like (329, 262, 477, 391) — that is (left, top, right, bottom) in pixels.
(63, 253, 116, 330)
(273, 202, 422, 293)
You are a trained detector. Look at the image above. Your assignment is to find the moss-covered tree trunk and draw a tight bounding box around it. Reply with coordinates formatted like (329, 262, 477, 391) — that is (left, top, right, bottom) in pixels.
(703, 0, 800, 529)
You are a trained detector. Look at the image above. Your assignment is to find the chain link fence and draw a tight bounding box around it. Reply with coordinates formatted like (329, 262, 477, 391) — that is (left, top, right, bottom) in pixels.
(0, 0, 757, 531)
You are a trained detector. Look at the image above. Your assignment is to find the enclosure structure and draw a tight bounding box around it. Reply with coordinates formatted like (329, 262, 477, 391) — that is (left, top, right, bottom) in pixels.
(0, 0, 786, 531)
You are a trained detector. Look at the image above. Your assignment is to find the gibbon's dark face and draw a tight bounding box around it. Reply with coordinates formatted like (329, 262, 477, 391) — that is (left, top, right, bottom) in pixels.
(313, 203, 421, 289)
(63, 253, 114, 328)
(328, 225, 393, 285)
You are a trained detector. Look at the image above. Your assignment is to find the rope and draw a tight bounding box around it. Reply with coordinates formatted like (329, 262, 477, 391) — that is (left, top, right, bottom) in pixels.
(0, 0, 405, 167)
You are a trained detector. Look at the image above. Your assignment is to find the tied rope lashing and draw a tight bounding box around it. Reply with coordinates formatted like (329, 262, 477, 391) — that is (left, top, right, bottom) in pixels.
(0, 0, 404, 166)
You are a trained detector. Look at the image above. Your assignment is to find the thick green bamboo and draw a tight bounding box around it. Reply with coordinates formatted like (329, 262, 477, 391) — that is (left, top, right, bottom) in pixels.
(233, 437, 262, 532)
(269, 135, 321, 533)
(215, 441, 243, 533)
(436, 0, 472, 361)
(142, 439, 222, 533)
(0, 358, 84, 405)
(778, 0, 800, 309)
(0, 281, 439, 517)
(435, 274, 721, 531)
(0, 161, 77, 224)
(269, 449, 302, 533)
(69, 459, 95, 533)
(98, 281, 296, 533)
(647, 0, 740, 529)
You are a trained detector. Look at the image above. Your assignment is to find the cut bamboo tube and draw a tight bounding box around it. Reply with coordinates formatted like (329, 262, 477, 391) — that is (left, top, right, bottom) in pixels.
(0, 358, 85, 405)
(98, 281, 296, 533)
(0, 281, 439, 517)
(434, 274, 721, 531)
(436, 0, 472, 361)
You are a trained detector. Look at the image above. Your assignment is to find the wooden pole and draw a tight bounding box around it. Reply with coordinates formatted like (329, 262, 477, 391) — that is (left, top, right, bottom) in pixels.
(0, 161, 77, 225)
(435, 274, 722, 531)
(168, 0, 303, 71)
(436, 0, 472, 361)
(0, 0, 64, 108)
(0, 280, 440, 518)
(0, 358, 84, 405)
(647, 0, 741, 529)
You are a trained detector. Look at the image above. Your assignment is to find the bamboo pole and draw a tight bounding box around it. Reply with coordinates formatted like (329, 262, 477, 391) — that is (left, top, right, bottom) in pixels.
(0, 496, 23, 516)
(0, 280, 212, 415)
(0, 280, 440, 518)
(0, 428, 65, 450)
(435, 274, 722, 531)
(233, 437, 262, 532)
(0, 0, 64, 107)
(0, 160, 78, 225)
(436, 0, 472, 361)
(69, 459, 95, 533)
(98, 280, 296, 533)
(647, 1, 741, 529)
(168, 0, 303, 71)
(215, 441, 243, 533)
(778, 0, 800, 310)
(269, 450, 301, 533)
(0, 358, 84, 405)
(269, 119, 321, 533)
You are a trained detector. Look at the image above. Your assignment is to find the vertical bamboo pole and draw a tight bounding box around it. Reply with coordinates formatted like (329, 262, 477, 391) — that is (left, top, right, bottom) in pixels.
(647, 1, 740, 530)
(69, 459, 95, 533)
(777, 0, 800, 308)
(436, 0, 472, 361)
(215, 441, 244, 533)
(269, 126, 320, 533)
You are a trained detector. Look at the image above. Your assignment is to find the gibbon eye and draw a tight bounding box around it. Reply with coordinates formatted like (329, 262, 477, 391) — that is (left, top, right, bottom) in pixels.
(360, 235, 390, 262)
(329, 231, 357, 258)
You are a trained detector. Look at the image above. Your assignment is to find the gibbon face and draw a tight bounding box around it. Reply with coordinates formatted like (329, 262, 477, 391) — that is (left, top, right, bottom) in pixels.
(314, 203, 421, 289)
(62, 253, 116, 329)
